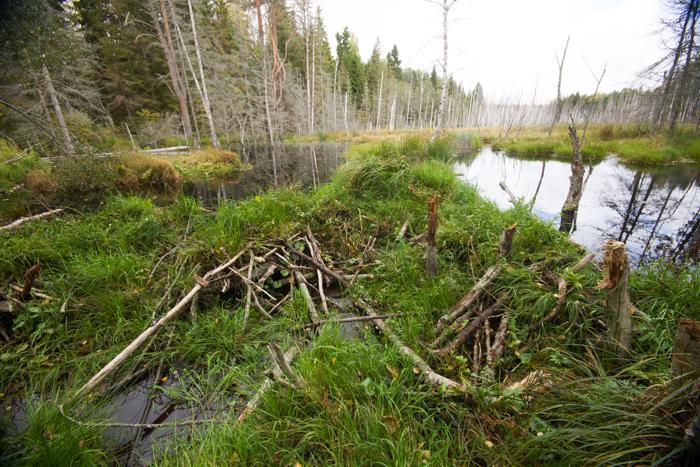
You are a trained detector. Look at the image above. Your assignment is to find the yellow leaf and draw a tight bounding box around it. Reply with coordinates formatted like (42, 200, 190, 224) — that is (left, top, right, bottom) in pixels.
(485, 440, 494, 448)
(412, 367, 420, 375)
(331, 357, 337, 365)
(161, 376, 168, 382)
(386, 364, 399, 379)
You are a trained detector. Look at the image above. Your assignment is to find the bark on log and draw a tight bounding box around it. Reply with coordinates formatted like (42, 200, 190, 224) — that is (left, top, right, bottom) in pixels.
(0, 209, 63, 232)
(597, 240, 633, 356)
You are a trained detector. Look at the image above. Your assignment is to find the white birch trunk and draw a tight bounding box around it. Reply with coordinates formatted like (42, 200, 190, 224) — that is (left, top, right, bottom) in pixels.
(187, 0, 220, 148)
(42, 65, 74, 154)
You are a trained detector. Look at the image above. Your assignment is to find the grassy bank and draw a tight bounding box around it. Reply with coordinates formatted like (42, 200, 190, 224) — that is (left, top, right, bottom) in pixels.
(0, 143, 244, 217)
(1, 137, 698, 465)
(486, 123, 700, 164)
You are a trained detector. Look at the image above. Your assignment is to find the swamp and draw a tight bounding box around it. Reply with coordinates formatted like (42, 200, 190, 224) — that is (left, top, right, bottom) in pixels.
(1, 0, 700, 466)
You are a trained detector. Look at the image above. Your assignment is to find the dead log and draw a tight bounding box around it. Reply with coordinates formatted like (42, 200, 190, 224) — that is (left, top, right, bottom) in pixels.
(435, 224, 517, 334)
(0, 209, 63, 232)
(434, 293, 508, 357)
(74, 249, 248, 398)
(425, 197, 439, 278)
(355, 297, 467, 393)
(597, 240, 633, 356)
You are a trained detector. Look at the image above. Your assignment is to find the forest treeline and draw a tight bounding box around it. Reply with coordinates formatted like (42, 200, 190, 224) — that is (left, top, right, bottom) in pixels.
(0, 0, 698, 156)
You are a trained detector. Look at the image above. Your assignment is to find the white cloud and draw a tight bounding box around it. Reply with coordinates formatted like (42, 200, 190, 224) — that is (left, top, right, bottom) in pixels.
(320, 0, 664, 102)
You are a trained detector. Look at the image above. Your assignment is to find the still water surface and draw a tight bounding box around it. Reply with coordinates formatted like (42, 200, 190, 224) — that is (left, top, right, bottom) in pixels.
(455, 146, 700, 263)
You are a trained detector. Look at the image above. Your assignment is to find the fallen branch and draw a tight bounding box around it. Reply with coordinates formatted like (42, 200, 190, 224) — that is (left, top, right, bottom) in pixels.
(74, 250, 248, 399)
(269, 342, 305, 388)
(299, 313, 403, 329)
(396, 219, 410, 241)
(355, 298, 468, 393)
(434, 293, 508, 357)
(488, 309, 510, 364)
(237, 345, 301, 422)
(435, 224, 516, 334)
(294, 270, 320, 323)
(0, 209, 64, 232)
(242, 254, 255, 329)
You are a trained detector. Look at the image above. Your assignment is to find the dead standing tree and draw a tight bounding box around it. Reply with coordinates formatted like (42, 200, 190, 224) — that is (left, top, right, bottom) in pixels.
(428, 0, 458, 143)
(548, 36, 570, 137)
(559, 120, 585, 233)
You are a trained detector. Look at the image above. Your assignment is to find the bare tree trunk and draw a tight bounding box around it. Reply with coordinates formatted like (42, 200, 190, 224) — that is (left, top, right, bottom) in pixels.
(343, 90, 349, 137)
(669, 0, 699, 131)
(376, 70, 384, 130)
(187, 0, 220, 148)
(548, 36, 570, 137)
(431, 0, 457, 143)
(417, 75, 424, 129)
(653, 3, 692, 129)
(154, 0, 192, 143)
(42, 65, 74, 154)
(559, 122, 585, 233)
(255, 0, 276, 151)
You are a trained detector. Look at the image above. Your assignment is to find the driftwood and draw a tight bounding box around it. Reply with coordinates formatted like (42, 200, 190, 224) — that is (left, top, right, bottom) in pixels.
(597, 240, 633, 356)
(0, 209, 63, 232)
(356, 298, 467, 393)
(425, 197, 439, 278)
(75, 249, 248, 398)
(435, 224, 517, 334)
(434, 293, 508, 356)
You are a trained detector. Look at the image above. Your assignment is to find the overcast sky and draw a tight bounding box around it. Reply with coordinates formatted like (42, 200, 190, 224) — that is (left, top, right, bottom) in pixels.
(320, 0, 666, 102)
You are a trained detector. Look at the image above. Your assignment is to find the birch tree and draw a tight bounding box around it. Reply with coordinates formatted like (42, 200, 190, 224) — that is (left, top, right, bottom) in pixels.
(429, 0, 458, 143)
(187, 0, 220, 148)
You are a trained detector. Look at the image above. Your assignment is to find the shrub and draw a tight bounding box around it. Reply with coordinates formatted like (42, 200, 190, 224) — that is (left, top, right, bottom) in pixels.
(30, 153, 181, 205)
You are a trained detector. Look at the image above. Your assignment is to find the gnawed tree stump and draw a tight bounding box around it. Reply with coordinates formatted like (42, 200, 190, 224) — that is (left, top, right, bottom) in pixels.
(597, 240, 634, 357)
(425, 197, 439, 278)
(672, 319, 700, 380)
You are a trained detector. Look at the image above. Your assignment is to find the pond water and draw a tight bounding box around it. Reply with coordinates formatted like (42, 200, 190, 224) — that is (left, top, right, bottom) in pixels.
(454, 146, 700, 264)
(185, 142, 347, 206)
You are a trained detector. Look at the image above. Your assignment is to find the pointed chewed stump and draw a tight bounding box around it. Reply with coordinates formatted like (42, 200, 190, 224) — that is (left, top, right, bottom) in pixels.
(672, 319, 700, 380)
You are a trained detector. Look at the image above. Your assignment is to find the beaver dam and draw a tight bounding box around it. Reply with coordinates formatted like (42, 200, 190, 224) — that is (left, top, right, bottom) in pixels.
(1, 136, 699, 465)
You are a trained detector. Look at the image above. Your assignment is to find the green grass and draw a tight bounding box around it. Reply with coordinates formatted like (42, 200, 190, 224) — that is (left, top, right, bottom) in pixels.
(1, 136, 697, 465)
(488, 124, 700, 164)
